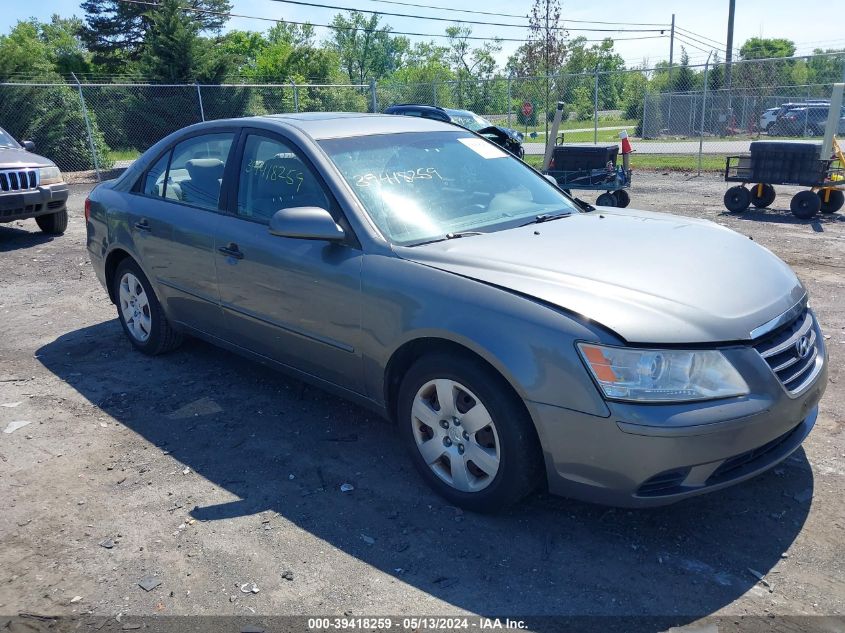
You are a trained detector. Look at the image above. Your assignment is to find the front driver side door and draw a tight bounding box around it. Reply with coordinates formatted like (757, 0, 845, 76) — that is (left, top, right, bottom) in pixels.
(214, 131, 364, 394)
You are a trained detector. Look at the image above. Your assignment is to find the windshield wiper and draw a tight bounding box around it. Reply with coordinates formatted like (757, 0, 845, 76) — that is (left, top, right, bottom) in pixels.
(573, 198, 595, 212)
(520, 212, 572, 227)
(409, 231, 484, 247)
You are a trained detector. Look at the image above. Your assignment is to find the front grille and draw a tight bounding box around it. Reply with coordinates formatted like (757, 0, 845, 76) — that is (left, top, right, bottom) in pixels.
(706, 422, 803, 485)
(753, 309, 822, 395)
(0, 168, 38, 192)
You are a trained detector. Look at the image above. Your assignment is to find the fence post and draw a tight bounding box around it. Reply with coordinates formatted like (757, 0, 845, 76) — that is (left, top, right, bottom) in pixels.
(71, 72, 101, 182)
(507, 73, 512, 128)
(593, 66, 599, 144)
(432, 81, 437, 107)
(698, 53, 712, 176)
(370, 79, 378, 113)
(803, 85, 810, 137)
(291, 80, 299, 113)
(641, 90, 649, 138)
(196, 83, 205, 122)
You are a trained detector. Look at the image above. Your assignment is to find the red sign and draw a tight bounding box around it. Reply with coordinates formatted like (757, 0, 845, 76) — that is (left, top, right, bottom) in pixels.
(521, 101, 533, 117)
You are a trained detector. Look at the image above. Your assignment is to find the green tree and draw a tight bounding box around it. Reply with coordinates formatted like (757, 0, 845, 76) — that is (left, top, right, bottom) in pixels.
(739, 37, 796, 60)
(0, 21, 56, 81)
(672, 48, 697, 92)
(329, 12, 406, 86)
(138, 0, 231, 83)
(445, 25, 501, 110)
(81, 0, 232, 67)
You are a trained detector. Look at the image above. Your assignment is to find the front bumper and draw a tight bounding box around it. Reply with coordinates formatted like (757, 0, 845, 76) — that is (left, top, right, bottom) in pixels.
(0, 183, 69, 223)
(529, 330, 828, 507)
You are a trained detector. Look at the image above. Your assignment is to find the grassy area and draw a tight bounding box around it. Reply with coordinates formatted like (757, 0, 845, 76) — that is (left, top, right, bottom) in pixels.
(107, 149, 141, 162)
(514, 117, 637, 139)
(523, 153, 726, 173)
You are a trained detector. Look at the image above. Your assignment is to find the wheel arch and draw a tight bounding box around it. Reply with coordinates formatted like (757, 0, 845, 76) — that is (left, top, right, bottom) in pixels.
(383, 335, 531, 427)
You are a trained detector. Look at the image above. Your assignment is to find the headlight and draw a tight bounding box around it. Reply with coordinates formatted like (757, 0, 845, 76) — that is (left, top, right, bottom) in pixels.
(577, 343, 749, 402)
(39, 165, 63, 185)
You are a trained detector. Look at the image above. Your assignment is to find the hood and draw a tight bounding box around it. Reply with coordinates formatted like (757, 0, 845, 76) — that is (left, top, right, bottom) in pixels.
(0, 146, 55, 168)
(393, 208, 805, 344)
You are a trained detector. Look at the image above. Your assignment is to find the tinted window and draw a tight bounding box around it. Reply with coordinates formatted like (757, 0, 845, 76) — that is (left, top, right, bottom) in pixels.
(236, 135, 330, 224)
(166, 133, 234, 211)
(142, 151, 171, 197)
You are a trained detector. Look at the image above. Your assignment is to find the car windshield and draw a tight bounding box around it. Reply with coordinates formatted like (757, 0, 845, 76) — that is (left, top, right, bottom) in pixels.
(448, 112, 493, 132)
(320, 131, 577, 245)
(0, 127, 20, 149)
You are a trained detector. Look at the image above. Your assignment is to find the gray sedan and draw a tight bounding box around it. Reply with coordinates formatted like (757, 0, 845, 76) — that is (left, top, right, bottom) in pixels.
(85, 113, 827, 511)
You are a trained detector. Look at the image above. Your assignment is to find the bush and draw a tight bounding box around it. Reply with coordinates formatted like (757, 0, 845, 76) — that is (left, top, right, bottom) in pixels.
(0, 84, 111, 171)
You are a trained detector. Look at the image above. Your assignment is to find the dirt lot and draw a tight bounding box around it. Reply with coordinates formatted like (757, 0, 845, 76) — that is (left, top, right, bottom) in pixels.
(1, 174, 844, 631)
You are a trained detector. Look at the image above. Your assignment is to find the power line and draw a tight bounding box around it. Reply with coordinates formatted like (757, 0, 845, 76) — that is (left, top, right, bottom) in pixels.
(262, 0, 668, 33)
(113, 0, 667, 43)
(357, 0, 669, 25)
(675, 26, 728, 50)
(673, 33, 718, 56)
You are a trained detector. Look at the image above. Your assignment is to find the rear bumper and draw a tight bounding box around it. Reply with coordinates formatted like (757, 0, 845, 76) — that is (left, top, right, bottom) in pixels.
(0, 183, 68, 222)
(529, 351, 827, 508)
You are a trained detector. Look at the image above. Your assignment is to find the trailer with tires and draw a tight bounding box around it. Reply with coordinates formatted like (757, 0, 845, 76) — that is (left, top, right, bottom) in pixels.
(722, 137, 844, 219)
(545, 143, 632, 207)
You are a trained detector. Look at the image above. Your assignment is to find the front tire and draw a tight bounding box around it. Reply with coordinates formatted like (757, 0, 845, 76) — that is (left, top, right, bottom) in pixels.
(35, 209, 68, 235)
(596, 192, 617, 207)
(724, 186, 751, 212)
(818, 189, 844, 214)
(790, 190, 821, 219)
(113, 259, 182, 355)
(397, 353, 542, 513)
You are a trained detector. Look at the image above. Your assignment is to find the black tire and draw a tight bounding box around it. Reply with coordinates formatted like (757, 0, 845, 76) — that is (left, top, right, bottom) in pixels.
(750, 184, 776, 209)
(397, 353, 543, 513)
(818, 189, 844, 214)
(724, 186, 751, 212)
(790, 190, 821, 219)
(614, 189, 631, 208)
(35, 209, 68, 235)
(112, 258, 182, 355)
(596, 192, 617, 207)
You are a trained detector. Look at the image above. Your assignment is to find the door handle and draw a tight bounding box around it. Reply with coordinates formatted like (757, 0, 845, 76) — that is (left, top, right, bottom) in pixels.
(218, 243, 244, 260)
(134, 219, 151, 232)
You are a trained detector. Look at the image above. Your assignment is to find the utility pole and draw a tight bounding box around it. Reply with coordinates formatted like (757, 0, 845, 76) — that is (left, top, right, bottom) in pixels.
(725, 0, 736, 89)
(668, 13, 675, 79)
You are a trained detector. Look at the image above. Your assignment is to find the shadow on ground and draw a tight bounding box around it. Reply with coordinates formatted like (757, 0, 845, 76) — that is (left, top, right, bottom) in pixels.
(37, 320, 814, 630)
(0, 223, 56, 251)
(720, 207, 845, 227)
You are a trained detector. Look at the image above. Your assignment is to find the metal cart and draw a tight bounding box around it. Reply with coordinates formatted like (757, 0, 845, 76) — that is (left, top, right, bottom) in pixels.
(546, 159, 632, 208)
(723, 137, 844, 219)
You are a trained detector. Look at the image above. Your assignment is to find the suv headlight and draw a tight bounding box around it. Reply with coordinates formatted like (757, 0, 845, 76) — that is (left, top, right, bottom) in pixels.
(39, 165, 63, 185)
(577, 343, 749, 402)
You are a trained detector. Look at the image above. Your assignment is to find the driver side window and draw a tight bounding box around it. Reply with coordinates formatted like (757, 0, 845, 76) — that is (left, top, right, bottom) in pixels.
(236, 135, 330, 225)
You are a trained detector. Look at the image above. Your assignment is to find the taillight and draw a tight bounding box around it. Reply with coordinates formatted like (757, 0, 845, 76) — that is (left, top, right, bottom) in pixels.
(548, 158, 556, 169)
(84, 197, 91, 222)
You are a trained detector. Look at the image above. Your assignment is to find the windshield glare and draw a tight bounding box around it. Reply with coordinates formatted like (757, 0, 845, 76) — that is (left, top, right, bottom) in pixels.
(320, 131, 577, 245)
(0, 127, 19, 149)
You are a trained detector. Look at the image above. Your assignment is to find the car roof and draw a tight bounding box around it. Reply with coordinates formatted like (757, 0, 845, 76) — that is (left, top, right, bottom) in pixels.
(254, 112, 456, 140)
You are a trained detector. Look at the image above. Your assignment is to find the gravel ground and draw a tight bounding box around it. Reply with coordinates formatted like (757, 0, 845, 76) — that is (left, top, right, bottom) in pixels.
(1, 174, 844, 631)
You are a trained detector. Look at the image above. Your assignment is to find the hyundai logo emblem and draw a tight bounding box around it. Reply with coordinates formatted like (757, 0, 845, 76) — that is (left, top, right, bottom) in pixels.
(795, 335, 812, 359)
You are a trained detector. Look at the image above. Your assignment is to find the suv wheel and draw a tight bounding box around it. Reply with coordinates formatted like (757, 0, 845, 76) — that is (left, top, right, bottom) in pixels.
(113, 259, 182, 355)
(397, 353, 542, 513)
(35, 209, 68, 235)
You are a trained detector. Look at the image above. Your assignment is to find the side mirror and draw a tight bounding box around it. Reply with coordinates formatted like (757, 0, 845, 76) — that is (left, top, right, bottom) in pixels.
(269, 207, 346, 241)
(21, 140, 35, 152)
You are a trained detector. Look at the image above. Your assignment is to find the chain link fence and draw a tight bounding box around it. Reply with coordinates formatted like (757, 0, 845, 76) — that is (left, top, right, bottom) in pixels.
(1, 52, 843, 182)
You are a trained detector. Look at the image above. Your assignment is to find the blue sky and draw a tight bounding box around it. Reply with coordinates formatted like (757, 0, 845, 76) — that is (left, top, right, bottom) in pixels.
(4, 0, 845, 68)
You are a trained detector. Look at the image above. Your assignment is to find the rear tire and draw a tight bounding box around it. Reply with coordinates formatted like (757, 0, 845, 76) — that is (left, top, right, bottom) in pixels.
(790, 190, 821, 219)
(818, 189, 844, 214)
(35, 209, 68, 235)
(397, 353, 542, 513)
(112, 259, 182, 355)
(750, 184, 776, 208)
(724, 186, 751, 212)
(596, 192, 617, 207)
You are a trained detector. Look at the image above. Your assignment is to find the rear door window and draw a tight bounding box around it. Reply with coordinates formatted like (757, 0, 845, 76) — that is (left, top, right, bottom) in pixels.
(165, 133, 235, 210)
